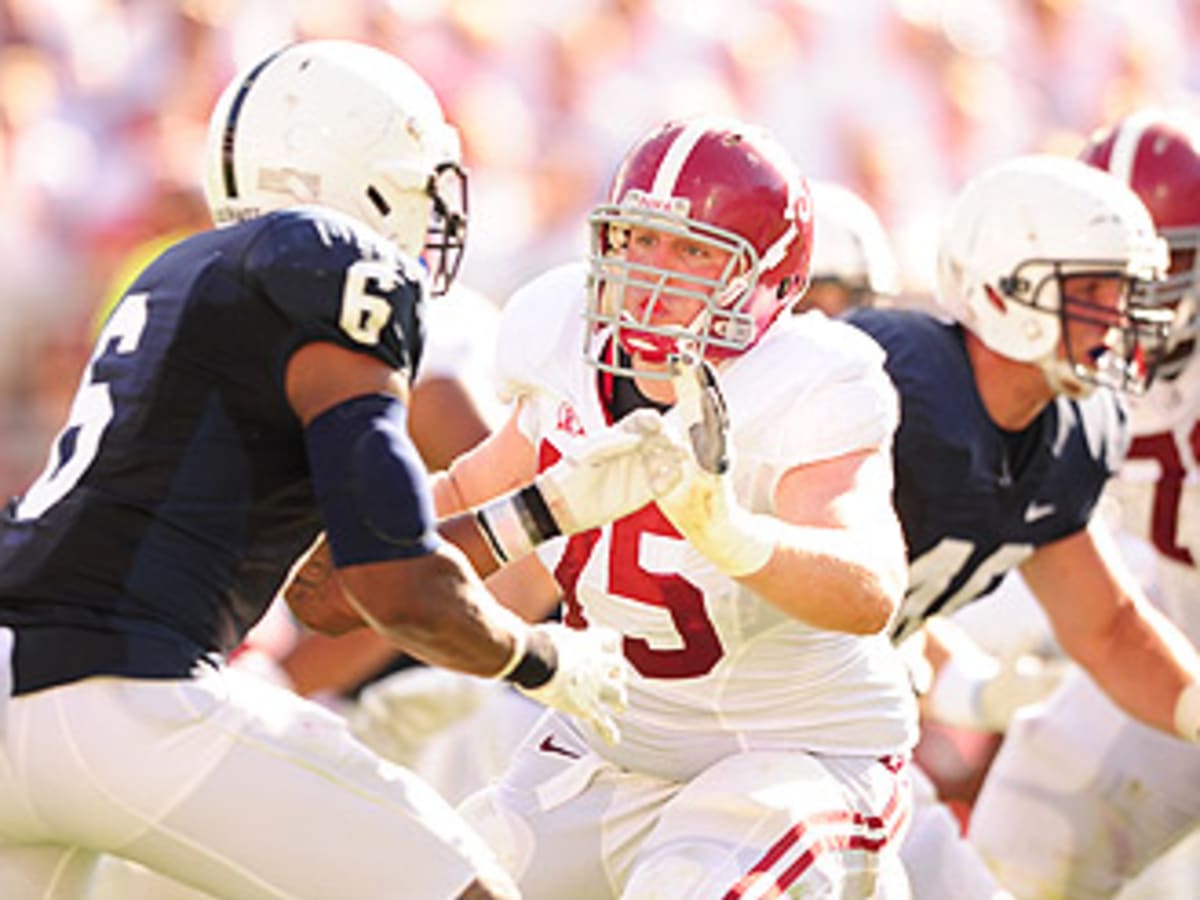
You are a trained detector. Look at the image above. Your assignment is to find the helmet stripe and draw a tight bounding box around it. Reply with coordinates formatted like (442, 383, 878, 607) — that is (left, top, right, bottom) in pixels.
(1107, 109, 1157, 185)
(650, 121, 708, 198)
(221, 45, 289, 199)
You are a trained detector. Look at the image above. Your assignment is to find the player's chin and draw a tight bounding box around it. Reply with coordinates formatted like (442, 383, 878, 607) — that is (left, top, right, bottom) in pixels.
(1058, 376, 1093, 400)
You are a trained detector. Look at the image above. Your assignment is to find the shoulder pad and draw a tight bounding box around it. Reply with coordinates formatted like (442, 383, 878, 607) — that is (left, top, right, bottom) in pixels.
(243, 208, 426, 374)
(721, 313, 899, 466)
(495, 262, 589, 403)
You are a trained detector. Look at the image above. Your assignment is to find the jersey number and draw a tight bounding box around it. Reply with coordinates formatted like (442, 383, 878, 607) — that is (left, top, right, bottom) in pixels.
(897, 537, 1034, 640)
(15, 293, 149, 520)
(555, 505, 723, 680)
(339, 260, 398, 345)
(1128, 425, 1200, 566)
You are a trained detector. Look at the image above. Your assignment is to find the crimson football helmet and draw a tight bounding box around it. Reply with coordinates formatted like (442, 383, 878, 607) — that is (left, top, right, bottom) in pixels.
(1079, 108, 1200, 382)
(585, 117, 813, 377)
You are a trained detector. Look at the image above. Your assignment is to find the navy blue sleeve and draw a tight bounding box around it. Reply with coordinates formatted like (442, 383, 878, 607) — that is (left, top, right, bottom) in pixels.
(243, 207, 426, 379)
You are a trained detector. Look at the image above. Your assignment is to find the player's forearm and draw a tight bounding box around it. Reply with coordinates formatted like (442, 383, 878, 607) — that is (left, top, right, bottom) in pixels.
(339, 545, 527, 678)
(282, 535, 367, 634)
(436, 511, 505, 578)
(739, 521, 906, 634)
(1060, 597, 1200, 738)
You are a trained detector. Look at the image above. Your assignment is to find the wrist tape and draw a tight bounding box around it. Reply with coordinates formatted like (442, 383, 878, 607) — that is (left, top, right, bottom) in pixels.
(710, 508, 778, 577)
(475, 485, 562, 563)
(494, 628, 558, 690)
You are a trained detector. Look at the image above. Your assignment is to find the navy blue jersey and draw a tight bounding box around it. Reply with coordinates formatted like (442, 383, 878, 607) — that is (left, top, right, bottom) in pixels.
(0, 207, 426, 692)
(846, 308, 1128, 643)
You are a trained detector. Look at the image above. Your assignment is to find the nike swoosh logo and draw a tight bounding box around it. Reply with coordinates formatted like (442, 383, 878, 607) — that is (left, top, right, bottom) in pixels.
(538, 734, 581, 759)
(1024, 501, 1056, 523)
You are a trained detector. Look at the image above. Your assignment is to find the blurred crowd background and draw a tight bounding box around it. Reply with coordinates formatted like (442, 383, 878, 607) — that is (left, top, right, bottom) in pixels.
(2, 0, 1199, 498)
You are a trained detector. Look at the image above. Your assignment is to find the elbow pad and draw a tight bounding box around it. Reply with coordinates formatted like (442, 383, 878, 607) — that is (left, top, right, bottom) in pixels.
(304, 394, 441, 567)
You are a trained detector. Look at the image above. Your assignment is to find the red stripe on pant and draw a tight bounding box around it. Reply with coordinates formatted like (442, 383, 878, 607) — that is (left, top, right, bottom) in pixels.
(721, 759, 909, 899)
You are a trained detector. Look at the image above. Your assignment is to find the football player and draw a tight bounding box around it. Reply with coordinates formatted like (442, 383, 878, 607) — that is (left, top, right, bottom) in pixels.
(846, 154, 1200, 899)
(794, 178, 900, 316)
(968, 109, 1200, 898)
(0, 40, 679, 900)
(441, 117, 919, 897)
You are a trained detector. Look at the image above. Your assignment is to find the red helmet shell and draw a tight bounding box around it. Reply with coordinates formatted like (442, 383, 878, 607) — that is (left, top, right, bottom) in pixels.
(590, 118, 813, 368)
(1080, 109, 1200, 382)
(1079, 110, 1200, 233)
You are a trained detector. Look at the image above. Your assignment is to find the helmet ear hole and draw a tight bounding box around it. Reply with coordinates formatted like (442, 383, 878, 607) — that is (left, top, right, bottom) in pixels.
(366, 186, 391, 216)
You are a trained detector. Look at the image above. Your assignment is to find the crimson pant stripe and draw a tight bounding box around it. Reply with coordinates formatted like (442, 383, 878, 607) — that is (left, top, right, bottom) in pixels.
(721, 760, 909, 899)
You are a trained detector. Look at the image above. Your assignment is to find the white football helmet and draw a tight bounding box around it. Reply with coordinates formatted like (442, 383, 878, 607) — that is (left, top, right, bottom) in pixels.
(937, 155, 1170, 395)
(802, 179, 899, 311)
(203, 40, 467, 294)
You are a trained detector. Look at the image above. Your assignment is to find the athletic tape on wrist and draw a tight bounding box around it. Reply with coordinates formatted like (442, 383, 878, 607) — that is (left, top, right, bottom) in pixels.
(475, 485, 560, 563)
(712, 509, 778, 577)
(492, 629, 528, 681)
(1176, 681, 1200, 743)
(676, 498, 776, 578)
(505, 628, 558, 690)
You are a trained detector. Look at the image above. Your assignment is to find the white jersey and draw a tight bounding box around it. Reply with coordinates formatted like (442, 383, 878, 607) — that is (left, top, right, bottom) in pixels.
(418, 283, 507, 429)
(496, 263, 918, 781)
(1105, 356, 1200, 643)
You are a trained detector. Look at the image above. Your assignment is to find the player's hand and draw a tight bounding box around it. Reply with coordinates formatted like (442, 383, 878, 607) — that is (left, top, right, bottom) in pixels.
(349, 667, 491, 766)
(518, 623, 629, 745)
(927, 648, 1068, 732)
(534, 408, 685, 535)
(655, 352, 776, 577)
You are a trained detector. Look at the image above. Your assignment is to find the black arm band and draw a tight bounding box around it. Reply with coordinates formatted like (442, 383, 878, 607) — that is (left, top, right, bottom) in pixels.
(514, 484, 561, 544)
(504, 628, 558, 690)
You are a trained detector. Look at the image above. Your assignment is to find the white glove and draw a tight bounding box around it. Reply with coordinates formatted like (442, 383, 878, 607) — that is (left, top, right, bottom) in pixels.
(654, 353, 776, 577)
(535, 408, 685, 534)
(516, 623, 630, 745)
(927, 649, 1068, 732)
(476, 409, 685, 562)
(349, 667, 491, 767)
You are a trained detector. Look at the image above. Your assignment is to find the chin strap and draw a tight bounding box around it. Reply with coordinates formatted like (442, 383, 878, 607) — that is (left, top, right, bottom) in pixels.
(1038, 355, 1093, 399)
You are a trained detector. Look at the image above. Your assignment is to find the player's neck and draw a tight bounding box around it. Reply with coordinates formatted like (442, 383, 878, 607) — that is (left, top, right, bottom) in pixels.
(631, 355, 677, 406)
(965, 331, 1053, 432)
